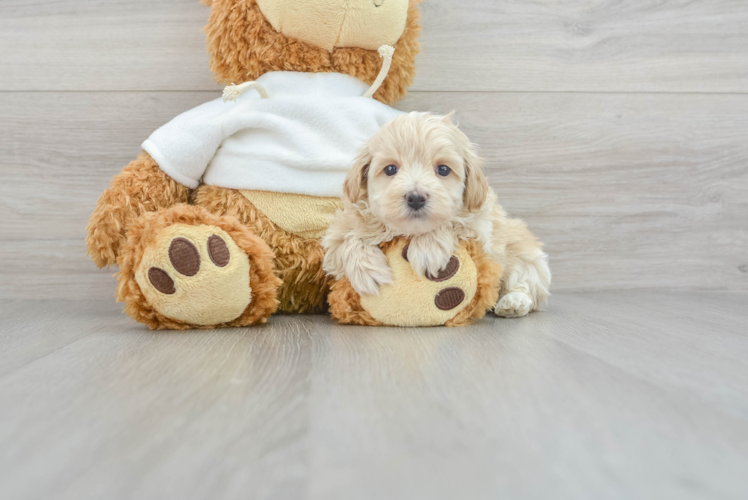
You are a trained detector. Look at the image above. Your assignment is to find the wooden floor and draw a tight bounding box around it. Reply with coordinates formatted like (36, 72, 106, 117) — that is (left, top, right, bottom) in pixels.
(1, 291, 747, 500)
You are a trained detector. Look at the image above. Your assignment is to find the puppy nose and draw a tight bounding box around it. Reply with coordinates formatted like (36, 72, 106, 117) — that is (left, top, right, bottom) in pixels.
(406, 192, 427, 210)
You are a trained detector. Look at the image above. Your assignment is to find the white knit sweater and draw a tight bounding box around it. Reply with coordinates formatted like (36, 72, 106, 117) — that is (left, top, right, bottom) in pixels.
(142, 71, 403, 197)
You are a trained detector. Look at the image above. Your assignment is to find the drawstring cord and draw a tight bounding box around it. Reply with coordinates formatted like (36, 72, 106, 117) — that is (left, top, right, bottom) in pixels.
(222, 81, 270, 102)
(364, 45, 395, 98)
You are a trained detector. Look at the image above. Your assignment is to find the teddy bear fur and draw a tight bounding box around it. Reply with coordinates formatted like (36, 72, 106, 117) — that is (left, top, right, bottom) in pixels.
(203, 0, 422, 106)
(86, 0, 424, 326)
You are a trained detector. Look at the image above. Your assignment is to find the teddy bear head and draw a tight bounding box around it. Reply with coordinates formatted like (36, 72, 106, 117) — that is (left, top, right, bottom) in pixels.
(202, 0, 423, 105)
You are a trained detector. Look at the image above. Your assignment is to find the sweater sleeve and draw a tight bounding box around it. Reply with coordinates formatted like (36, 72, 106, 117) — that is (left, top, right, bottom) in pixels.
(141, 98, 233, 189)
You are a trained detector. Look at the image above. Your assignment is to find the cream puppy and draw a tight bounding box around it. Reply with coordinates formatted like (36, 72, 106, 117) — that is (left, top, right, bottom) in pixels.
(322, 112, 550, 317)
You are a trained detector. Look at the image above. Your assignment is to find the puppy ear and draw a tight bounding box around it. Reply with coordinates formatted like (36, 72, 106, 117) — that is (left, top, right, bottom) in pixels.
(462, 143, 490, 212)
(343, 147, 372, 203)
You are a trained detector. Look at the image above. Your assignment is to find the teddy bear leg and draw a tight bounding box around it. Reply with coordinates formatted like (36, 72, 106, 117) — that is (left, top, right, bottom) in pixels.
(116, 205, 281, 330)
(193, 185, 333, 314)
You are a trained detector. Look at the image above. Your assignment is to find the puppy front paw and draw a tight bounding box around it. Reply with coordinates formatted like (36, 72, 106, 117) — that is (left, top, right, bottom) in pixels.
(345, 246, 394, 297)
(495, 292, 534, 318)
(406, 243, 454, 279)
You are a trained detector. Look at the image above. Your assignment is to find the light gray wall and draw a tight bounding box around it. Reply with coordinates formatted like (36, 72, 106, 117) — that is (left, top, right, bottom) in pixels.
(1, 0, 746, 300)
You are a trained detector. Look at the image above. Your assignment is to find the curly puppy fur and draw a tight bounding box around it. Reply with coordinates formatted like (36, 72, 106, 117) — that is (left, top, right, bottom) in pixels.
(328, 238, 502, 327)
(195, 186, 332, 314)
(86, 152, 190, 268)
(204, 0, 422, 106)
(116, 204, 281, 330)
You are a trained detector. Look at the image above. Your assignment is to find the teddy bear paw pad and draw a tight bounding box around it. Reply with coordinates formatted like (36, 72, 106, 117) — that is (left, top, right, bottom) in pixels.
(135, 224, 252, 326)
(359, 240, 478, 327)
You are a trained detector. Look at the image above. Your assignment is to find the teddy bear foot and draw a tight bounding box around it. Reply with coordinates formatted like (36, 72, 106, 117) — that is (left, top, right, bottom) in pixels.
(328, 238, 502, 328)
(116, 205, 280, 330)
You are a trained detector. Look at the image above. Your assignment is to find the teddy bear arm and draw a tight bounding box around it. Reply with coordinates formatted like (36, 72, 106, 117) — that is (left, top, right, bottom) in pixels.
(86, 152, 190, 268)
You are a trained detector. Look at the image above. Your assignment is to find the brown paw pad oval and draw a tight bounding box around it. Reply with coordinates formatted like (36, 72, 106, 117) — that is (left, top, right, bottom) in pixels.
(169, 238, 200, 276)
(148, 267, 176, 295)
(208, 235, 230, 267)
(435, 287, 466, 311)
(427, 256, 460, 282)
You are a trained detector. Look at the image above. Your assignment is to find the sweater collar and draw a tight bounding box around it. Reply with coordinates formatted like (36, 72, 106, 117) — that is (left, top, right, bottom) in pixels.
(254, 71, 370, 98)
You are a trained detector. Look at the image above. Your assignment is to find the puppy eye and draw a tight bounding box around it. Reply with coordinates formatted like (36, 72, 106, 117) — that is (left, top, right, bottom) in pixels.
(437, 165, 451, 177)
(384, 165, 399, 176)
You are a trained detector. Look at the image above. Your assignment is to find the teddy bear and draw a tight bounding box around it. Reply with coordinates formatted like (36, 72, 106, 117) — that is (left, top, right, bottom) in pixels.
(86, 0, 501, 329)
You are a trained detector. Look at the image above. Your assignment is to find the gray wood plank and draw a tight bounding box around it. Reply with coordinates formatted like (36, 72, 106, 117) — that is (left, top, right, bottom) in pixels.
(546, 292, 748, 419)
(0, 312, 314, 500)
(1, 291, 747, 500)
(0, 240, 116, 303)
(307, 295, 748, 500)
(0, 300, 123, 377)
(0, 0, 219, 92)
(1, 0, 747, 92)
(415, 0, 748, 93)
(1, 91, 746, 299)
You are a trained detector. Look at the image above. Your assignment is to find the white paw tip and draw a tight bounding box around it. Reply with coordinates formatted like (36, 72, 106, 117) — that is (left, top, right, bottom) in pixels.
(495, 293, 533, 318)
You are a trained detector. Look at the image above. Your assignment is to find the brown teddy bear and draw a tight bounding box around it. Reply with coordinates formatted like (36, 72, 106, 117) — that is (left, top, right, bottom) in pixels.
(86, 0, 500, 329)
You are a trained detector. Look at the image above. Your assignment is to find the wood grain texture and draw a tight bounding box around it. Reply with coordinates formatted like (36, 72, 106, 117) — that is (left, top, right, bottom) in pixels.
(0, 240, 116, 302)
(415, 0, 748, 92)
(1, 291, 747, 500)
(1, 0, 747, 92)
(1, 91, 746, 299)
(0, 0, 218, 92)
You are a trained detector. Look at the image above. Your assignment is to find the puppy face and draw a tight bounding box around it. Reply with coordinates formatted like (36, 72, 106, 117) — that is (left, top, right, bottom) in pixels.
(344, 112, 489, 235)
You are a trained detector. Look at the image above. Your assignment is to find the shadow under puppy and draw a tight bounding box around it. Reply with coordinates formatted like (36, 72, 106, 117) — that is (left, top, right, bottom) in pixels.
(322, 112, 551, 317)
